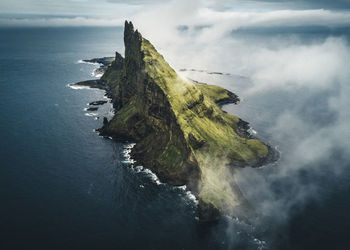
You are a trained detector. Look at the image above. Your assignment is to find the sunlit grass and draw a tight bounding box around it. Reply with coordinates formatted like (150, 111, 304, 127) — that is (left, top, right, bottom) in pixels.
(142, 37, 268, 211)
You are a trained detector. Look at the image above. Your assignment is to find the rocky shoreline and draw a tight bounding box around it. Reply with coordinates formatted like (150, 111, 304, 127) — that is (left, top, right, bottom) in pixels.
(71, 21, 279, 223)
(73, 63, 279, 176)
(73, 77, 260, 142)
(73, 67, 279, 222)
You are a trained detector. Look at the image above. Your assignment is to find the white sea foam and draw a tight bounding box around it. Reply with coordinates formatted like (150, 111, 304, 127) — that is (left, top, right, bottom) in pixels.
(122, 145, 197, 203)
(143, 169, 162, 185)
(122, 159, 135, 164)
(125, 143, 136, 149)
(253, 238, 267, 250)
(66, 83, 90, 90)
(91, 69, 103, 78)
(248, 127, 258, 135)
(185, 190, 198, 205)
(174, 185, 198, 205)
(109, 109, 115, 116)
(84, 113, 98, 117)
(76, 59, 100, 66)
(130, 165, 163, 185)
(134, 165, 143, 172)
(121, 143, 136, 164)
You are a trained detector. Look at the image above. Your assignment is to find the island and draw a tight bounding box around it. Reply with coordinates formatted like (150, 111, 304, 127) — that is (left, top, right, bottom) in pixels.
(73, 21, 278, 223)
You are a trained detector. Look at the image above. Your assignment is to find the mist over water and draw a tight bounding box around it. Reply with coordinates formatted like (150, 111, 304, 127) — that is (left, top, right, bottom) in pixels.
(128, 3, 350, 248)
(175, 20, 350, 250)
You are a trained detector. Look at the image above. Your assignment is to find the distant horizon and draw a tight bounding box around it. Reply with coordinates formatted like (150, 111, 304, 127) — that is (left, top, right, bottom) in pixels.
(1, 0, 350, 28)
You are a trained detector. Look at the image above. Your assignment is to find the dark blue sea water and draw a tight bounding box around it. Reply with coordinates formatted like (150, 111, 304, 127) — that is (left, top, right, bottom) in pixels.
(0, 27, 349, 250)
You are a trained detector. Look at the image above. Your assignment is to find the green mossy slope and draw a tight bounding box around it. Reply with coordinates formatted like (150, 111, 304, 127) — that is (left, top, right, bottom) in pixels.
(99, 21, 272, 222)
(141, 37, 268, 213)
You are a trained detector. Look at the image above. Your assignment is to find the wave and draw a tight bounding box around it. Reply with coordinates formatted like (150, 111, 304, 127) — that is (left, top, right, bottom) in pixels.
(248, 127, 257, 135)
(84, 113, 98, 117)
(185, 190, 198, 205)
(121, 143, 198, 205)
(76, 59, 101, 66)
(91, 68, 103, 78)
(108, 109, 115, 116)
(253, 238, 268, 250)
(121, 143, 136, 164)
(174, 185, 198, 205)
(143, 168, 162, 185)
(66, 83, 90, 90)
(131, 165, 162, 186)
(76, 60, 103, 78)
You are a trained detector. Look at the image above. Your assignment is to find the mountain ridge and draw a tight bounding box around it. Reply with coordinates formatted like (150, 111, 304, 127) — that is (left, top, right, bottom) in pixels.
(76, 21, 278, 222)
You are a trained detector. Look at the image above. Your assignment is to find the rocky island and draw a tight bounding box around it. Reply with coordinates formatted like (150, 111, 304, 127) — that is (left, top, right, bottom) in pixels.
(74, 21, 278, 222)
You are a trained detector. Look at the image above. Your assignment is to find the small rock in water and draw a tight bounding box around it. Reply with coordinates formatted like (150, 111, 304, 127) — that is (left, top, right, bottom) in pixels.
(103, 117, 108, 125)
(87, 107, 98, 111)
(89, 100, 108, 106)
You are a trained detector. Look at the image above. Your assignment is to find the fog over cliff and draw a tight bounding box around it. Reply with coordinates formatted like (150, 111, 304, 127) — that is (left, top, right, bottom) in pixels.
(127, 0, 350, 246)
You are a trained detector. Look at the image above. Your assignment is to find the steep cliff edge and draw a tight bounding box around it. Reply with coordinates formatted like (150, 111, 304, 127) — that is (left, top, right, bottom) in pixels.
(96, 21, 276, 222)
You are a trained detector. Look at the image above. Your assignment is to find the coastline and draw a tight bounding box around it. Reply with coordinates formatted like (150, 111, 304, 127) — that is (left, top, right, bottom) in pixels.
(71, 57, 279, 222)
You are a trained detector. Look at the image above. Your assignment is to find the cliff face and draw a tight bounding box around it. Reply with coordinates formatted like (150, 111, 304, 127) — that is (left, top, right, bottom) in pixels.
(101, 22, 200, 192)
(99, 21, 275, 222)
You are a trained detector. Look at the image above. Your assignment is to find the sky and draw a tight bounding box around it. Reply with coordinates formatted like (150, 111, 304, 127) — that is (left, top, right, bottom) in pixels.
(1, 0, 350, 27)
(1, 0, 350, 16)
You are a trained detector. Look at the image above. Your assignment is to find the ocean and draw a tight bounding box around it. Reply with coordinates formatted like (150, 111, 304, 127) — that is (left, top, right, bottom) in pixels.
(0, 27, 349, 250)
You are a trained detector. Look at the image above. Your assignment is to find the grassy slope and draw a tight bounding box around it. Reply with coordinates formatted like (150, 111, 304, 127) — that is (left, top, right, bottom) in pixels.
(141, 38, 268, 211)
(196, 83, 233, 103)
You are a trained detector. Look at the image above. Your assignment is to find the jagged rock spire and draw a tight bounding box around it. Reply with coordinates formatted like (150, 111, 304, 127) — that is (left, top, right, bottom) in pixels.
(123, 20, 144, 84)
(124, 21, 142, 60)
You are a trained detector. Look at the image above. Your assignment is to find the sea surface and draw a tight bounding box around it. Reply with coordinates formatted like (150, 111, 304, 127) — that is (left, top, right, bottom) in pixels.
(0, 27, 349, 250)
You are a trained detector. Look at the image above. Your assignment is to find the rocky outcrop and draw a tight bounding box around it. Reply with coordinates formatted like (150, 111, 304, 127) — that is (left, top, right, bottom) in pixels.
(86, 107, 98, 111)
(83, 57, 114, 66)
(92, 21, 278, 222)
(89, 100, 107, 106)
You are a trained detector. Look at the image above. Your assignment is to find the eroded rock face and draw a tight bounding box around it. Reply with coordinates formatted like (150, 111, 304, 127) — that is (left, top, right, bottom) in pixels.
(100, 21, 201, 192)
(98, 21, 277, 222)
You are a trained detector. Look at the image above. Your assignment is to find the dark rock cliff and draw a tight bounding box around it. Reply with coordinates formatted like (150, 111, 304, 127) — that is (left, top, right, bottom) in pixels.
(100, 21, 200, 192)
(95, 21, 278, 222)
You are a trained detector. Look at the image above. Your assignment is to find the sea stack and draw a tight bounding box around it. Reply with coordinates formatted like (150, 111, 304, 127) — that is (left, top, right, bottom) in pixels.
(98, 21, 277, 222)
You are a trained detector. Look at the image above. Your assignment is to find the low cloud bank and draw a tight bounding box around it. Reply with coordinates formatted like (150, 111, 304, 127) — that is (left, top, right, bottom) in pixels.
(129, 0, 350, 246)
(0, 16, 125, 27)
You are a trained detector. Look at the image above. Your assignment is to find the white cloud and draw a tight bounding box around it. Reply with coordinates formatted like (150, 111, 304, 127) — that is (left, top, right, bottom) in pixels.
(2, 0, 350, 29)
(125, 1, 350, 242)
(0, 16, 125, 27)
(0, 0, 141, 16)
